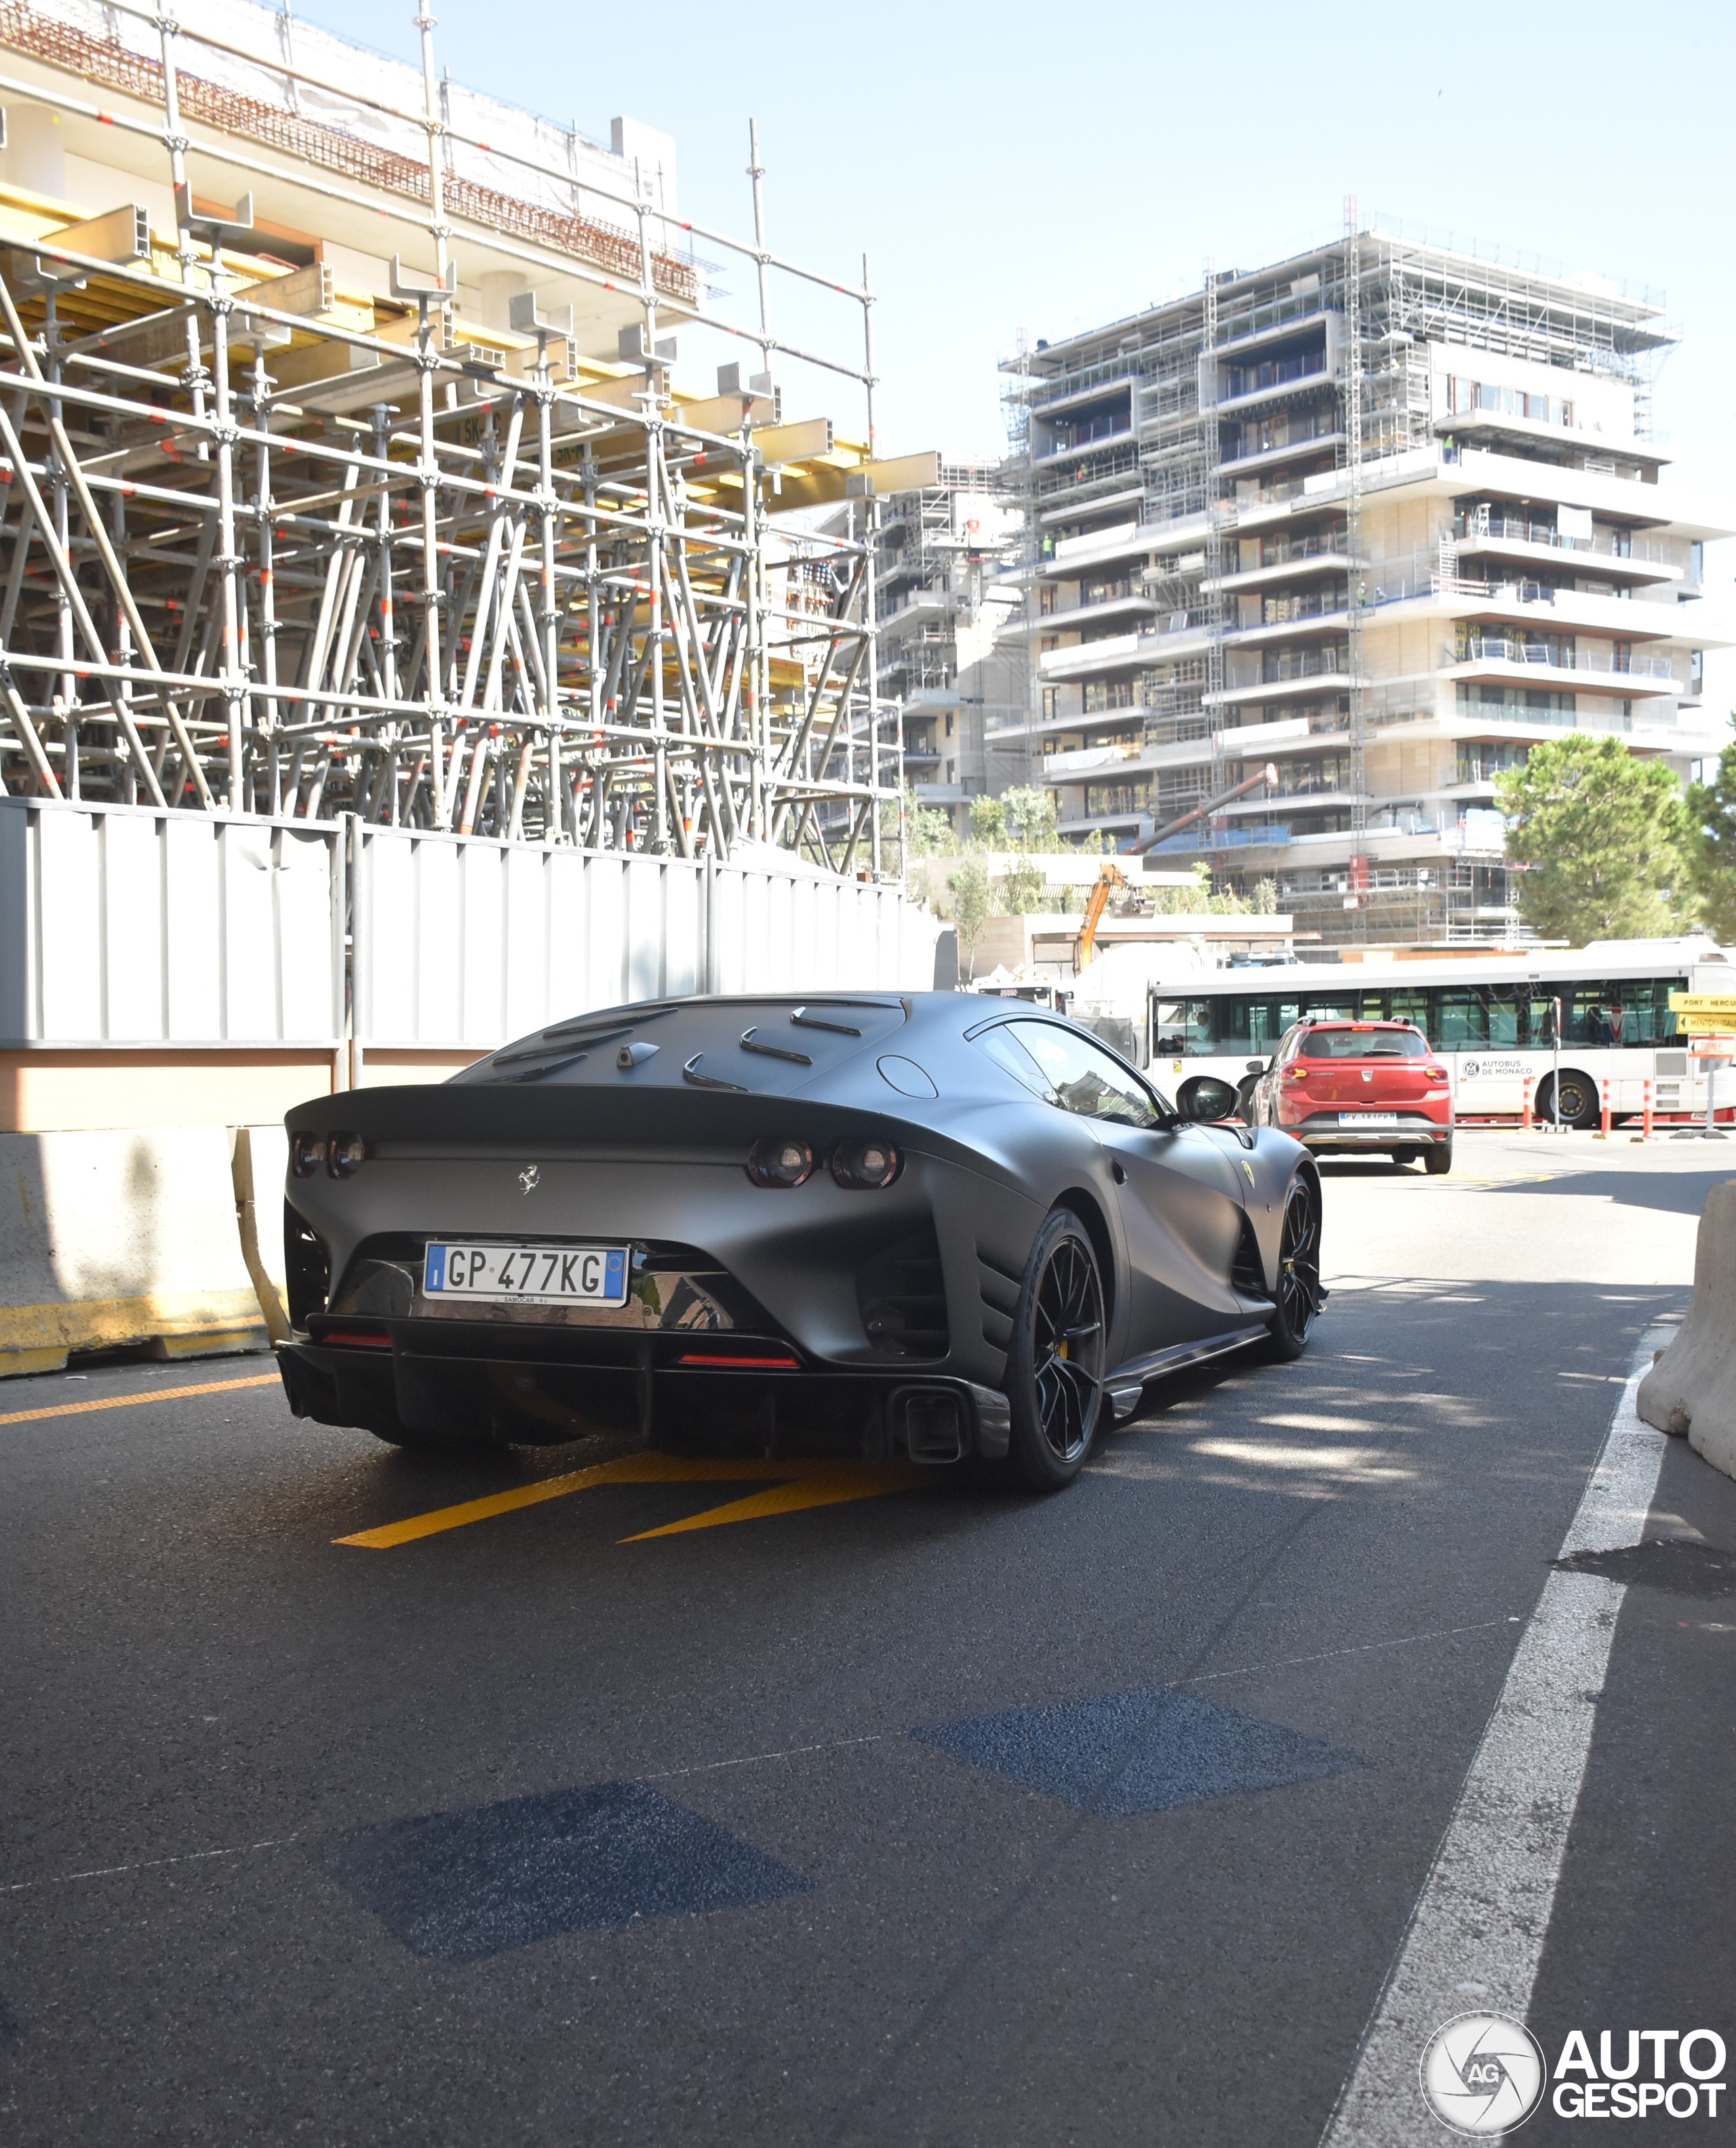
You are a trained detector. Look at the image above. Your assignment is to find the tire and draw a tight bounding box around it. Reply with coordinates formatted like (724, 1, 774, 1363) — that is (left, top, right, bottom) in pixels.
(1261, 1175, 1322, 1361)
(1004, 1208, 1107, 1492)
(1537, 1069, 1599, 1129)
(1424, 1141, 1453, 1176)
(1392, 1147, 1421, 1167)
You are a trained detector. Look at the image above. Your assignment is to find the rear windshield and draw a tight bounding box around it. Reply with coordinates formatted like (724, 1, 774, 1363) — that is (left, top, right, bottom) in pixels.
(1300, 1026, 1427, 1060)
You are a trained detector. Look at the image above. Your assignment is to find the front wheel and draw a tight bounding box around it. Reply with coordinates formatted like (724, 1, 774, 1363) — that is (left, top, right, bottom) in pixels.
(1261, 1176, 1322, 1361)
(1004, 1209, 1107, 1492)
(1537, 1070, 1599, 1129)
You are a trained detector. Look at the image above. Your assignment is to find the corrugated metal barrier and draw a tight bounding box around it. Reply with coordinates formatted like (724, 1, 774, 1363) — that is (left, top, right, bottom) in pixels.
(0, 799, 940, 1056)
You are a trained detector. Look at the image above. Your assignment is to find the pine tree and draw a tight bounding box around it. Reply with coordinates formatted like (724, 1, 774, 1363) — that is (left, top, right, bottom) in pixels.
(1686, 737, 1736, 946)
(1495, 734, 1691, 943)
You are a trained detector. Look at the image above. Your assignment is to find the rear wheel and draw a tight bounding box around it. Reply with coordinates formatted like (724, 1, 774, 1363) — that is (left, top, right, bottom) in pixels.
(1262, 1176, 1321, 1361)
(1004, 1210, 1106, 1492)
(1424, 1141, 1453, 1176)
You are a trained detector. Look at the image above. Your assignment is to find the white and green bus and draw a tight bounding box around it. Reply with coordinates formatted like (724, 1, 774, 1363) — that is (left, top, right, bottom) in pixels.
(1147, 941, 1732, 1128)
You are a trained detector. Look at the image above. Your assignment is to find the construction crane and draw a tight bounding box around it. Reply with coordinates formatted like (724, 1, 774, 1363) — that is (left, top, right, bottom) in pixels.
(1077, 762, 1279, 967)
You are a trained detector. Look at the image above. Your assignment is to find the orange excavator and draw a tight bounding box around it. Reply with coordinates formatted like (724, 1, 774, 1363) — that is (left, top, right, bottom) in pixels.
(1077, 761, 1279, 967)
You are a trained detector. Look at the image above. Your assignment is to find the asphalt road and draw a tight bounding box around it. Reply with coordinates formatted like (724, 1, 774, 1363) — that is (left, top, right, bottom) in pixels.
(1, 1128, 1731, 2145)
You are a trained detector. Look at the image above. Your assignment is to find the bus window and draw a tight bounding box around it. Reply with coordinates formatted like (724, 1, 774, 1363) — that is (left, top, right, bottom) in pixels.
(1606, 978, 1677, 1046)
(1216, 997, 1289, 1056)
(1298, 996, 1357, 1024)
(1431, 989, 1482, 1046)
(1153, 999, 1215, 1056)
(1430, 985, 1523, 1047)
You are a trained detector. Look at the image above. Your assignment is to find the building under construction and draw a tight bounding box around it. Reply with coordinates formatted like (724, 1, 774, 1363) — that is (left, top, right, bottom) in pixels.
(0, 0, 936, 870)
(1000, 218, 1730, 942)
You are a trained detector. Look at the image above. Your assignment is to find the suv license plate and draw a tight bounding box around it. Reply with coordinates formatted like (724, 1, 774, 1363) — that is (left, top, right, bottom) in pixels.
(1338, 1112, 1398, 1126)
(422, 1242, 629, 1307)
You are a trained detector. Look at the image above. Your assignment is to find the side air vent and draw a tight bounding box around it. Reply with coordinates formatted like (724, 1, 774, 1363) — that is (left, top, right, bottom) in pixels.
(285, 1205, 332, 1329)
(1231, 1215, 1269, 1300)
(857, 1226, 949, 1361)
(976, 1246, 1022, 1353)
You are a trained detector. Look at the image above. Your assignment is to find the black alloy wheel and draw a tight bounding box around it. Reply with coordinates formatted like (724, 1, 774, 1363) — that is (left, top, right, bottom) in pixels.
(1004, 1209, 1107, 1491)
(1539, 1069, 1600, 1129)
(1263, 1175, 1322, 1361)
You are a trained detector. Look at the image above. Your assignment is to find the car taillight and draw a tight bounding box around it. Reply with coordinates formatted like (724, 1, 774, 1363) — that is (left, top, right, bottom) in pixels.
(747, 1137, 814, 1188)
(1287, 1067, 1310, 1081)
(328, 1132, 366, 1178)
(832, 1136, 901, 1190)
(291, 1132, 326, 1178)
(1425, 1066, 1448, 1080)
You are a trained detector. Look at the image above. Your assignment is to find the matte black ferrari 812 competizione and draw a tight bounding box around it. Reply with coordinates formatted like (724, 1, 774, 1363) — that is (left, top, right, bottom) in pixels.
(277, 993, 1325, 1491)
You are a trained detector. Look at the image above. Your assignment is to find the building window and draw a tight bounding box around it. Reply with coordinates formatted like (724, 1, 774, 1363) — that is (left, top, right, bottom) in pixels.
(945, 713, 954, 737)
(1039, 584, 1057, 616)
(1042, 688, 1059, 721)
(1083, 679, 1135, 713)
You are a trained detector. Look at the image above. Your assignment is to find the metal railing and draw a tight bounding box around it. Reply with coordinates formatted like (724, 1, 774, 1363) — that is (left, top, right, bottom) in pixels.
(1453, 639, 1675, 681)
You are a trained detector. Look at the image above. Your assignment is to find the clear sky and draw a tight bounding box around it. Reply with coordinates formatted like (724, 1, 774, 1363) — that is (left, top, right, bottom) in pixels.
(307, 0, 1736, 703)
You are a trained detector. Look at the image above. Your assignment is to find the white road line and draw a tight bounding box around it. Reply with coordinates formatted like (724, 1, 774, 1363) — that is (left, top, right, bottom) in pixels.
(1318, 1325, 1672, 2147)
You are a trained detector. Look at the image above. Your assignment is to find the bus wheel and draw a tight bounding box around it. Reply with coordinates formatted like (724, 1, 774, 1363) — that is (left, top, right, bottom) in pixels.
(1537, 1070, 1600, 1129)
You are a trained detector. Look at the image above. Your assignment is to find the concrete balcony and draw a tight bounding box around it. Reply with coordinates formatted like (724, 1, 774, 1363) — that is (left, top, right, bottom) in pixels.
(1208, 668, 1354, 709)
(1038, 617, 1212, 681)
(1036, 591, 1160, 631)
(1445, 639, 1679, 699)
(1218, 429, 1345, 479)
(1208, 549, 1354, 595)
(1032, 426, 1137, 466)
(1452, 519, 1682, 586)
(1434, 408, 1668, 471)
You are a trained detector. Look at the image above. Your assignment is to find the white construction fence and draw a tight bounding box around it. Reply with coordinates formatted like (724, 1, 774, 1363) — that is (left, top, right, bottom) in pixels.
(0, 798, 940, 1371)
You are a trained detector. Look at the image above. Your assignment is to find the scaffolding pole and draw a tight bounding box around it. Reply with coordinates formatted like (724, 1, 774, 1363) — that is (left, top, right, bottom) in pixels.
(0, 2, 898, 865)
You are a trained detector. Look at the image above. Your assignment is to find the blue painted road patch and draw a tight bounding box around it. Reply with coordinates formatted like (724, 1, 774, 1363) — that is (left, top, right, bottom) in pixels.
(328, 1781, 810, 1960)
(912, 1685, 1358, 1816)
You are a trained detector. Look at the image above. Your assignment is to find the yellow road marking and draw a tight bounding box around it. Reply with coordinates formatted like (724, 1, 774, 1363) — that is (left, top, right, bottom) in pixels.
(621, 1462, 928, 1540)
(338, 1450, 928, 1550)
(0, 1371, 281, 1428)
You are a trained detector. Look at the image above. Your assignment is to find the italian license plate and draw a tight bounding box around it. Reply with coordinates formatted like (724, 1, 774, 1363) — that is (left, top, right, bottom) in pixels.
(1339, 1112, 1399, 1127)
(422, 1241, 629, 1307)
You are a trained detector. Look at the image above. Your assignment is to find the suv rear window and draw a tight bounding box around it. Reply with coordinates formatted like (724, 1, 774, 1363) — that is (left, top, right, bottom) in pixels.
(1299, 1026, 1427, 1060)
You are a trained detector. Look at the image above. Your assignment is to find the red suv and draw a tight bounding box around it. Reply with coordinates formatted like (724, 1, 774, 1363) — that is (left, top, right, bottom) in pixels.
(1248, 1020, 1454, 1173)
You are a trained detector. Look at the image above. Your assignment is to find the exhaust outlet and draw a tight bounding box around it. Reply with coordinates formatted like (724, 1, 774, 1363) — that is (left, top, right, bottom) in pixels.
(893, 1389, 965, 1466)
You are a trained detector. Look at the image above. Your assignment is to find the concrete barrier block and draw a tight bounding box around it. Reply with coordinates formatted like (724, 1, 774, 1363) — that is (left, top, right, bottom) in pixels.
(1638, 1178, 1736, 1478)
(0, 1128, 268, 1374)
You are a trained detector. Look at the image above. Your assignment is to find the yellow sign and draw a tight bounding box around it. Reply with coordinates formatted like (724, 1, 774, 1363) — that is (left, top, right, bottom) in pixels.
(1669, 993, 1736, 1020)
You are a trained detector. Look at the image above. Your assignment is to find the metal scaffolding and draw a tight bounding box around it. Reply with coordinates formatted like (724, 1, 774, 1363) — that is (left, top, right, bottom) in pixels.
(0, 0, 903, 867)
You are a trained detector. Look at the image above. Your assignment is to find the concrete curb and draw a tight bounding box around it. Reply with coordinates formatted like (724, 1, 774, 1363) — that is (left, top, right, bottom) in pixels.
(1637, 1178, 1736, 1479)
(0, 1128, 273, 1375)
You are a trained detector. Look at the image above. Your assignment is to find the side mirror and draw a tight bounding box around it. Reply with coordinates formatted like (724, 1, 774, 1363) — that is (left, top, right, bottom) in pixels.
(1246, 1059, 1267, 1075)
(1177, 1075, 1240, 1123)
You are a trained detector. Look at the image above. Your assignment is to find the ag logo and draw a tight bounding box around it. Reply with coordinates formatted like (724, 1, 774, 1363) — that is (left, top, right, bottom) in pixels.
(519, 1163, 541, 1195)
(1420, 2014, 1545, 2135)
